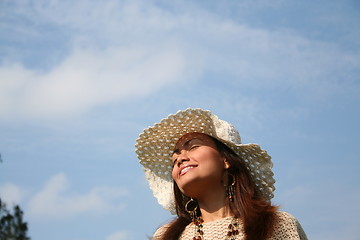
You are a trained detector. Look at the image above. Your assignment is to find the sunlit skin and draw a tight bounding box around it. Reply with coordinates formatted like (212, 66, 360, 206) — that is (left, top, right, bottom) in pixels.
(171, 132, 233, 222)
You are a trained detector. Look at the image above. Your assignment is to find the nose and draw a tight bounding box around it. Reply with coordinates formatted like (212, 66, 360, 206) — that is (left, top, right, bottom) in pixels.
(176, 150, 189, 166)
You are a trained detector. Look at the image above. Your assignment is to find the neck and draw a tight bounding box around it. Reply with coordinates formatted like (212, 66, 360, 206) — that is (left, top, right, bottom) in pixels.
(196, 184, 232, 222)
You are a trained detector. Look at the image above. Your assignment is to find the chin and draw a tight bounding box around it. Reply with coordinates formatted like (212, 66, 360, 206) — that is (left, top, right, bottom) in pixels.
(178, 178, 203, 198)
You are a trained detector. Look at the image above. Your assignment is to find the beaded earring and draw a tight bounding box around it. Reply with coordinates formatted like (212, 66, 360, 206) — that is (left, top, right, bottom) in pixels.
(226, 173, 236, 201)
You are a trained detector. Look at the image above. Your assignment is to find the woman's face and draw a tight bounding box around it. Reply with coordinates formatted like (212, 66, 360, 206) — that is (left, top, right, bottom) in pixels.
(171, 132, 230, 197)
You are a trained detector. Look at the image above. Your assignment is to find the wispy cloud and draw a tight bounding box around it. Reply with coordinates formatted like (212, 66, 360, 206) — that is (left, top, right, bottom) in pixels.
(0, 0, 358, 121)
(0, 46, 188, 120)
(105, 231, 129, 240)
(27, 173, 128, 219)
(0, 183, 27, 205)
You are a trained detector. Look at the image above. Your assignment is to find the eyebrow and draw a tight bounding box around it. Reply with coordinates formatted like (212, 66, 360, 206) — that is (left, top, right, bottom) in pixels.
(172, 138, 203, 155)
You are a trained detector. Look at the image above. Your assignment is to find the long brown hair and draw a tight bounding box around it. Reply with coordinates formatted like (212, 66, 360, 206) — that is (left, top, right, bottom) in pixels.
(158, 136, 278, 240)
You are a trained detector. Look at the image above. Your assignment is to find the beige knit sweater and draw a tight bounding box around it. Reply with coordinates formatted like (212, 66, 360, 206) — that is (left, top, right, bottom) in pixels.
(153, 211, 307, 240)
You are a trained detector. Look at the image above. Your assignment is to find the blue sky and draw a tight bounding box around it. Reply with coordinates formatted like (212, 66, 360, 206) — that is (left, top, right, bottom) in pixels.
(0, 0, 359, 239)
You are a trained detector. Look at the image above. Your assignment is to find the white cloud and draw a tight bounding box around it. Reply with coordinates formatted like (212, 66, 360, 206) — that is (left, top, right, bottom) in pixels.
(27, 173, 128, 219)
(1, 0, 358, 121)
(0, 45, 190, 120)
(0, 183, 26, 205)
(105, 231, 129, 240)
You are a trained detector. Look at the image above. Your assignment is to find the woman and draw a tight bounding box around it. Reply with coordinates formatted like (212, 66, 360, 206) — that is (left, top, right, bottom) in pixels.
(135, 108, 307, 240)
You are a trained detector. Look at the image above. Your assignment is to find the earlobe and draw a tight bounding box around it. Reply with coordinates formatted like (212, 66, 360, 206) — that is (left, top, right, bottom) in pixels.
(224, 159, 231, 169)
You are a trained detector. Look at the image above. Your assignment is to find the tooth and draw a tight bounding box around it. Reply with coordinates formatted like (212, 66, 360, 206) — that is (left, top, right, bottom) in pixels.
(181, 166, 194, 175)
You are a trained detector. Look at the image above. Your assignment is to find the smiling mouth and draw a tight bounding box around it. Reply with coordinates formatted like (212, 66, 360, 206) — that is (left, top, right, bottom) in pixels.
(180, 165, 196, 176)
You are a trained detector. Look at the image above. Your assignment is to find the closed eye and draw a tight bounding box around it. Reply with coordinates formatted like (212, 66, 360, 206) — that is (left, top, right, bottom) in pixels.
(189, 145, 200, 150)
(172, 158, 177, 168)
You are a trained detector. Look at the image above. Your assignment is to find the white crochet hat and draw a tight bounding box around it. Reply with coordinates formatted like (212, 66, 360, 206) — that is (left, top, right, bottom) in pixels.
(135, 108, 275, 214)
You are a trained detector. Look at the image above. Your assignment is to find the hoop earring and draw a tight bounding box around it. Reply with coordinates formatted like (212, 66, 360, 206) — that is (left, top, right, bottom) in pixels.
(185, 198, 198, 221)
(185, 198, 204, 239)
(226, 173, 236, 201)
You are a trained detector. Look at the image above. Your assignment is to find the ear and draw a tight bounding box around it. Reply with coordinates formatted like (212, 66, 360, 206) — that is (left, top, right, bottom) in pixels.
(224, 159, 231, 169)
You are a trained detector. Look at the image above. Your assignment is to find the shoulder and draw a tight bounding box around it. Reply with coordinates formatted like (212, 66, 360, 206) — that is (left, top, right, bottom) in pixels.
(274, 211, 297, 222)
(152, 223, 170, 240)
(270, 211, 308, 240)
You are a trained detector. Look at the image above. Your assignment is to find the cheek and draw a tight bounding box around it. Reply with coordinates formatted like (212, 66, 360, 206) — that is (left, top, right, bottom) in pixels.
(202, 152, 225, 170)
(171, 167, 178, 180)
(199, 150, 221, 162)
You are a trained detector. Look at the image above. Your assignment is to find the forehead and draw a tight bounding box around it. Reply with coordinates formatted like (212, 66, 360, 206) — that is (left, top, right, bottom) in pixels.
(175, 132, 215, 148)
